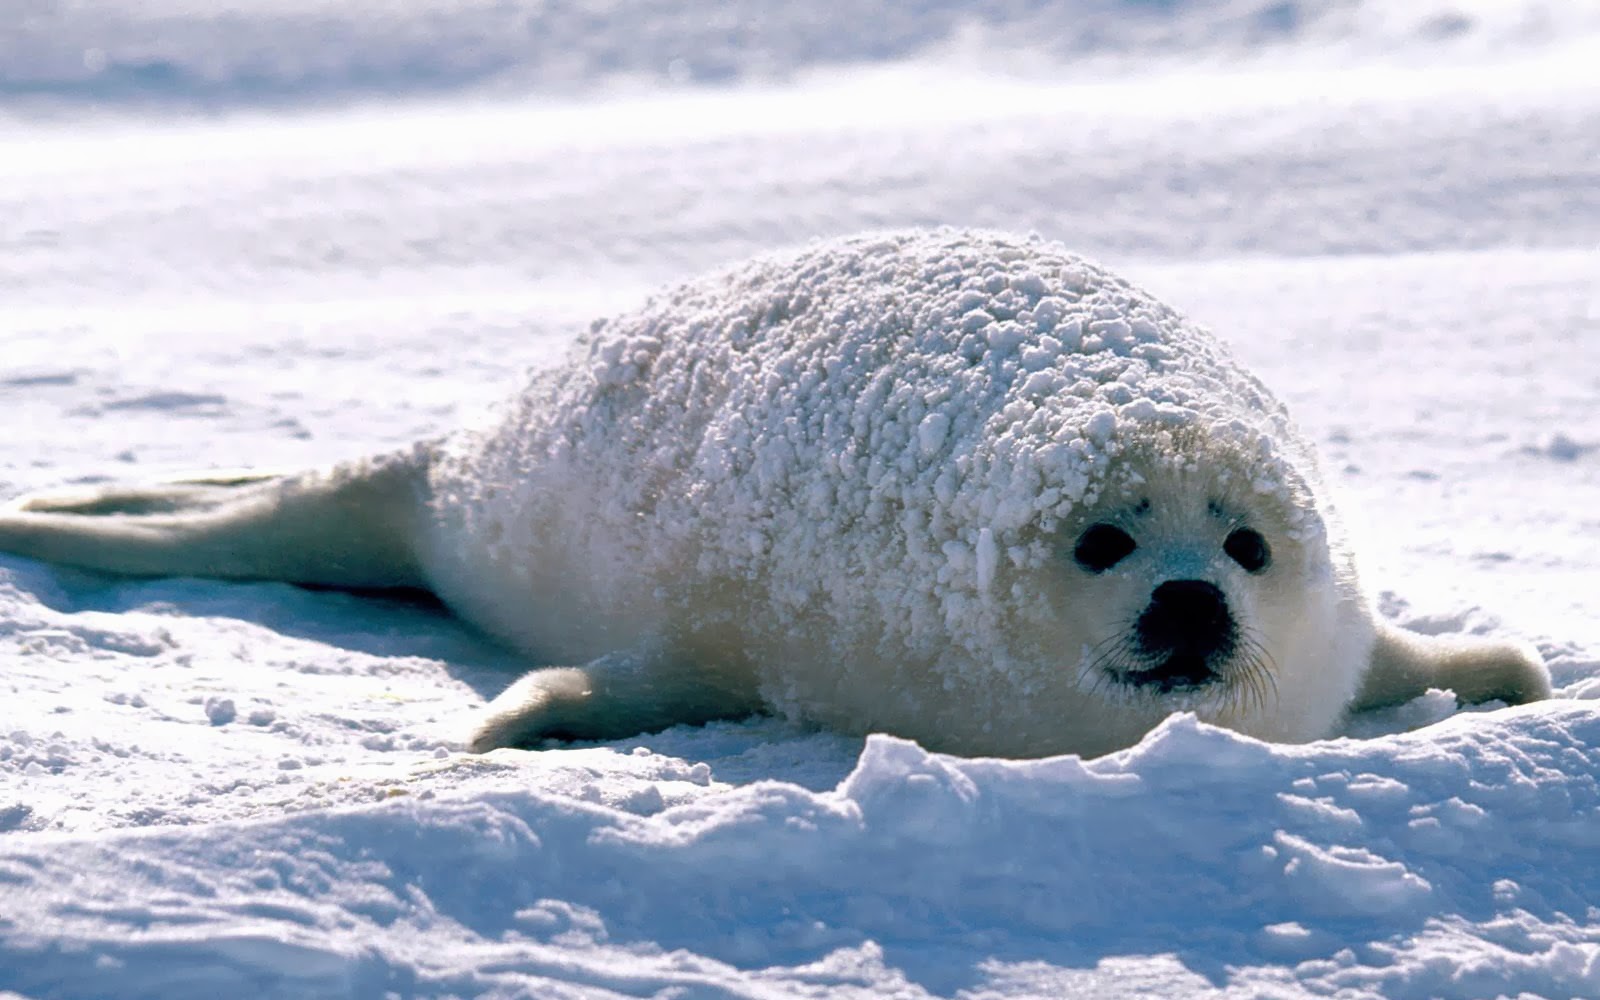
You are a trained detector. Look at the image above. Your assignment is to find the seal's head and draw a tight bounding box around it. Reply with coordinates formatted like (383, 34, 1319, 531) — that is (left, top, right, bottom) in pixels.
(1067, 493, 1278, 707)
(991, 420, 1353, 743)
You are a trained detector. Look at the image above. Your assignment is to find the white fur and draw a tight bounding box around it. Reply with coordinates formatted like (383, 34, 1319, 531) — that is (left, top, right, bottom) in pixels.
(0, 229, 1550, 756)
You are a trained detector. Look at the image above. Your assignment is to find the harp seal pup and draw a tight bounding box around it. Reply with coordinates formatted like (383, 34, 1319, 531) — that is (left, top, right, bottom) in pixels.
(0, 230, 1551, 757)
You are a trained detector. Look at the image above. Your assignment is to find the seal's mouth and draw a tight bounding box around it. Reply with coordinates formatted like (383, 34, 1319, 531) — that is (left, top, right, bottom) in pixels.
(1117, 578, 1235, 694)
(1118, 651, 1222, 693)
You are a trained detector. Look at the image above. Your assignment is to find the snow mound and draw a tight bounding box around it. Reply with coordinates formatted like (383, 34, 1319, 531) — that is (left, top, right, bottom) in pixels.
(5, 711, 1600, 998)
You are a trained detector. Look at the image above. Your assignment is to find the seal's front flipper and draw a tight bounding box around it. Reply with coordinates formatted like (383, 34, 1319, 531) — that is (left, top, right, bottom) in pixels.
(469, 646, 764, 751)
(1352, 624, 1552, 712)
(0, 453, 430, 590)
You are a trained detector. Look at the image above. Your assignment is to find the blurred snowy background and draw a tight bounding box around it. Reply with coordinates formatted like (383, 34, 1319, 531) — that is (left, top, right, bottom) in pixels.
(2, 1, 1598, 997)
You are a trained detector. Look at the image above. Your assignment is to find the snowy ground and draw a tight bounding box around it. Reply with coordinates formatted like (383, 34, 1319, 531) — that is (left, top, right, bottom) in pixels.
(3, 2, 1599, 997)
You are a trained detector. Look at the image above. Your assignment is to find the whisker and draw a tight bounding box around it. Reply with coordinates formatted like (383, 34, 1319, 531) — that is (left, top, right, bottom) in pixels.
(1227, 630, 1278, 717)
(1075, 613, 1283, 718)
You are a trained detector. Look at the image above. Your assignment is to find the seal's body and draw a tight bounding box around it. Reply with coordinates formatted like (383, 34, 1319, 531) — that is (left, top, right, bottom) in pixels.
(0, 231, 1551, 755)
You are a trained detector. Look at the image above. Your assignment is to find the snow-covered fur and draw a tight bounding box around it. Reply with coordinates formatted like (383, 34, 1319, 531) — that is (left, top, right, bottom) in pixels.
(0, 230, 1551, 756)
(423, 229, 1546, 754)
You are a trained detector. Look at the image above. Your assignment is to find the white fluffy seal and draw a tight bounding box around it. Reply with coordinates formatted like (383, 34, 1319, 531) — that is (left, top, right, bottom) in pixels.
(0, 230, 1551, 757)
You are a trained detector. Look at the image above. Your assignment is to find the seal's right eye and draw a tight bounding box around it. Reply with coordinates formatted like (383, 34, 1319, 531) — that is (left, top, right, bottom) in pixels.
(1073, 523, 1137, 573)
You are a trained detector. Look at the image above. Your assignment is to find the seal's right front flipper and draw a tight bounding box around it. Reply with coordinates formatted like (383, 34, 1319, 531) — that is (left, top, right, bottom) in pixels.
(468, 647, 764, 751)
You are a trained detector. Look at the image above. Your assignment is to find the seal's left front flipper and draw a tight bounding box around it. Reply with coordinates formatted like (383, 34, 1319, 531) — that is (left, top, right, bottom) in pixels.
(468, 646, 763, 752)
(1353, 624, 1553, 712)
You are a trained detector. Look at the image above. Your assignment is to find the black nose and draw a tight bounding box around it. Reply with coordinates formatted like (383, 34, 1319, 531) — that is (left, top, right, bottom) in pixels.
(1135, 579, 1232, 657)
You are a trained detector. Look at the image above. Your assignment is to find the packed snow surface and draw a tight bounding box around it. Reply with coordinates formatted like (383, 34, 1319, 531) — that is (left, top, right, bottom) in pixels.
(2, 1, 1599, 998)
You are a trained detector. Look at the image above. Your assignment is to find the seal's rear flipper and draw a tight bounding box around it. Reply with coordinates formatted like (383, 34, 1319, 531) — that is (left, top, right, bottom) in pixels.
(469, 646, 764, 752)
(0, 452, 430, 590)
(1353, 624, 1552, 711)
(6, 470, 287, 517)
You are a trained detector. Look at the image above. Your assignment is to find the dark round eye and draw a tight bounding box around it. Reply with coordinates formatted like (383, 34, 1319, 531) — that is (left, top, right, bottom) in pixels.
(1224, 528, 1271, 573)
(1074, 523, 1137, 573)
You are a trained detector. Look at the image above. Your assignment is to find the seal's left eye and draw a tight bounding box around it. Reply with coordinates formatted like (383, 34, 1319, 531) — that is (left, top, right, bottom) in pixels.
(1224, 528, 1271, 573)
